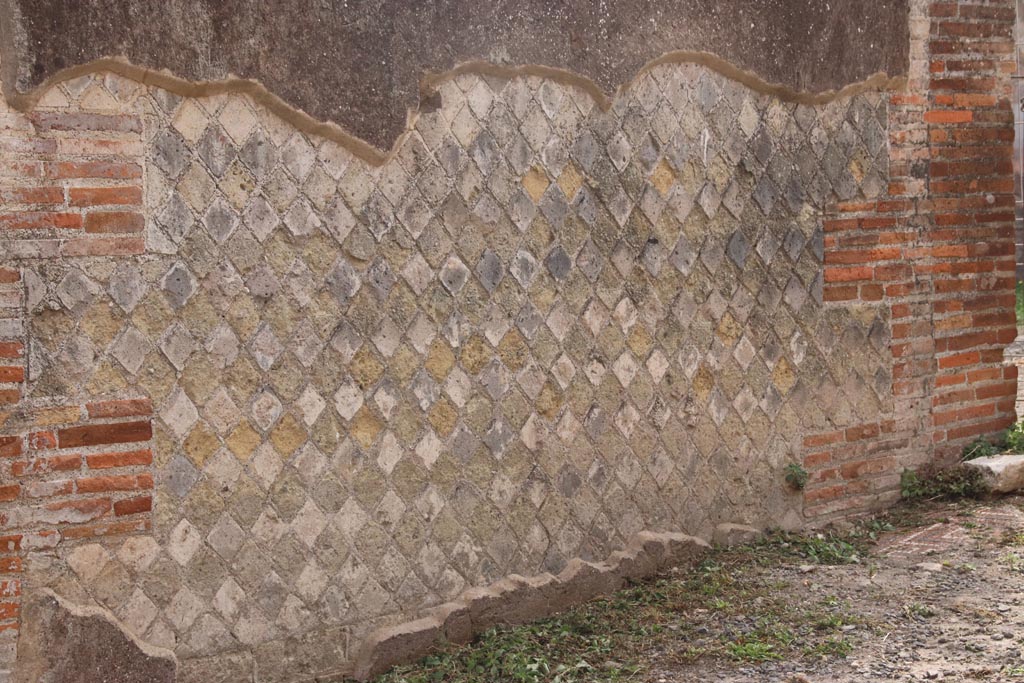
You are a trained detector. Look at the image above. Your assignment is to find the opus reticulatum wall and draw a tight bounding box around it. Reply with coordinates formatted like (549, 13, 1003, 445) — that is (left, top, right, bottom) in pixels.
(0, 0, 1018, 679)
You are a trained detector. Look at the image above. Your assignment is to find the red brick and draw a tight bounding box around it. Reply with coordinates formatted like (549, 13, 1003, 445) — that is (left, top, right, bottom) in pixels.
(0, 535, 23, 554)
(76, 473, 153, 494)
(45, 497, 111, 522)
(0, 161, 42, 178)
(85, 399, 153, 419)
(824, 266, 872, 283)
(83, 211, 144, 234)
(924, 109, 973, 124)
(0, 485, 18, 503)
(0, 602, 19, 621)
(69, 186, 142, 207)
(0, 366, 24, 383)
(938, 351, 981, 369)
(823, 285, 858, 302)
(0, 211, 82, 230)
(0, 437, 22, 459)
(57, 420, 152, 449)
(827, 248, 902, 265)
(24, 479, 73, 499)
(803, 452, 831, 468)
(0, 343, 24, 359)
(85, 448, 153, 469)
(60, 517, 150, 540)
(10, 454, 82, 476)
(0, 136, 57, 154)
(803, 431, 844, 448)
(113, 495, 152, 517)
(46, 161, 142, 179)
(804, 485, 847, 504)
(0, 186, 63, 204)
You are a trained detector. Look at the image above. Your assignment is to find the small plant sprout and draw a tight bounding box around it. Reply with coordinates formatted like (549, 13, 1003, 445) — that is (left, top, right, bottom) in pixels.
(784, 463, 809, 490)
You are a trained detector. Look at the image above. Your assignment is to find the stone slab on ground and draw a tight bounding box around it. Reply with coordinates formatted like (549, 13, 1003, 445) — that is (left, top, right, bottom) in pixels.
(963, 453, 1024, 493)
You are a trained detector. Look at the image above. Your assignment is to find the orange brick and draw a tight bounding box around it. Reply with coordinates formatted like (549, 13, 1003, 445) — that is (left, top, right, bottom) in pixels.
(85, 399, 152, 419)
(85, 448, 153, 469)
(0, 211, 81, 230)
(69, 186, 142, 207)
(11, 454, 81, 476)
(0, 366, 24, 383)
(58, 420, 151, 449)
(0, 343, 24, 359)
(76, 473, 153, 494)
(0, 437, 22, 459)
(83, 211, 144, 234)
(113, 495, 152, 517)
(924, 109, 974, 124)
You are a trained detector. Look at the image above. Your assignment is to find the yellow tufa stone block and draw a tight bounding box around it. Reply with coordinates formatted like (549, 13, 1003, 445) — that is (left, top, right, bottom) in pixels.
(226, 420, 261, 461)
(270, 413, 307, 457)
(557, 163, 584, 200)
(650, 158, 677, 196)
(183, 422, 220, 467)
(349, 406, 384, 448)
(424, 339, 456, 381)
(522, 166, 550, 204)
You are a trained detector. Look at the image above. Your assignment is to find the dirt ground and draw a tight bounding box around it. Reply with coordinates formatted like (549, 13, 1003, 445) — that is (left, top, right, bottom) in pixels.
(648, 497, 1024, 683)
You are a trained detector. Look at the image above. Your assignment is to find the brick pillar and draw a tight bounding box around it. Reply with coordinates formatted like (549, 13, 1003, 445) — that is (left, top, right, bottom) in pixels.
(1015, 0, 1024, 280)
(803, 0, 1019, 521)
(925, 0, 1018, 456)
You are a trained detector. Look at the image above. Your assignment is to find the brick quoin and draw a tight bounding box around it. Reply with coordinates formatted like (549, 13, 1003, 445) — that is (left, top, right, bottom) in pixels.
(0, 399, 156, 642)
(805, 0, 1019, 522)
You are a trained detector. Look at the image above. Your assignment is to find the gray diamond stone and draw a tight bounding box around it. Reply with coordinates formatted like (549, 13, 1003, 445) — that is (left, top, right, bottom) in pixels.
(203, 197, 238, 244)
(545, 246, 572, 281)
(157, 193, 194, 244)
(510, 250, 538, 287)
(326, 259, 361, 304)
(246, 264, 280, 301)
(783, 228, 806, 261)
(476, 250, 503, 293)
(238, 129, 278, 179)
(197, 125, 237, 177)
(367, 258, 396, 297)
(55, 269, 98, 315)
(152, 129, 189, 180)
(243, 195, 281, 242)
(439, 255, 470, 294)
(165, 455, 200, 498)
(727, 231, 749, 269)
(669, 234, 697, 275)
(161, 262, 196, 309)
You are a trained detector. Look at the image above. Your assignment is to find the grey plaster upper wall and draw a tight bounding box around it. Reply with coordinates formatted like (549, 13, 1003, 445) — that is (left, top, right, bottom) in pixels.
(0, 0, 909, 152)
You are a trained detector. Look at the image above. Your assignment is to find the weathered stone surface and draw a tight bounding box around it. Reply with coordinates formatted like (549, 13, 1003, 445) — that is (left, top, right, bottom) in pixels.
(963, 454, 1024, 494)
(14, 591, 176, 683)
(713, 523, 763, 548)
(1, 0, 909, 151)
